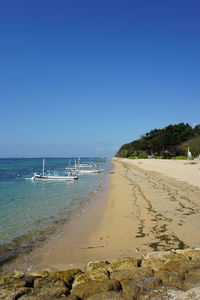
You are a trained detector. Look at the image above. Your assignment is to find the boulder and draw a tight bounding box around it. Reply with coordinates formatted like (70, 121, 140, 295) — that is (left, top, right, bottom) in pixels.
(87, 291, 132, 300)
(71, 279, 122, 299)
(187, 256, 200, 270)
(20, 295, 68, 299)
(66, 295, 81, 300)
(12, 270, 25, 279)
(49, 269, 83, 285)
(120, 278, 140, 297)
(32, 277, 70, 297)
(141, 251, 189, 272)
(159, 260, 189, 274)
(154, 270, 184, 289)
(85, 261, 109, 273)
(0, 276, 11, 285)
(0, 287, 31, 300)
(183, 267, 200, 290)
(137, 286, 183, 300)
(174, 285, 200, 300)
(110, 267, 153, 281)
(108, 258, 138, 272)
(176, 249, 200, 260)
(29, 271, 50, 277)
(33, 277, 62, 288)
(3, 249, 200, 300)
(134, 276, 161, 291)
(72, 270, 109, 289)
(0, 271, 25, 285)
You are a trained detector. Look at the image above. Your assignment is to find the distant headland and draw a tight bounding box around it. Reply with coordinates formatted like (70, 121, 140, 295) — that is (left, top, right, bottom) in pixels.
(116, 122, 200, 159)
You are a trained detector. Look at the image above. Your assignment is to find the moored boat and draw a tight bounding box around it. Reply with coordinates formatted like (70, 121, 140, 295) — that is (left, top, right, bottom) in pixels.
(76, 158, 102, 174)
(30, 159, 78, 181)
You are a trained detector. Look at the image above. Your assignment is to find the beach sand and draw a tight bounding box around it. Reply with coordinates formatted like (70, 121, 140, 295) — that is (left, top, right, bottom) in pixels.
(3, 158, 200, 274)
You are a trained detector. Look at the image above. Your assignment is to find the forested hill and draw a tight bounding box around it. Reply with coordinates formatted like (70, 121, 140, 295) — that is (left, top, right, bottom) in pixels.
(116, 123, 200, 158)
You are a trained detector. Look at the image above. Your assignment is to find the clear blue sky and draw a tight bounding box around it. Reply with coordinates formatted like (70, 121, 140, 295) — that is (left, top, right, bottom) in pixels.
(1, 0, 200, 157)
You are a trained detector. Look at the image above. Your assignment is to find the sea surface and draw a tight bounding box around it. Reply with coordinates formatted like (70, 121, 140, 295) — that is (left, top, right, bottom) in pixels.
(0, 158, 112, 266)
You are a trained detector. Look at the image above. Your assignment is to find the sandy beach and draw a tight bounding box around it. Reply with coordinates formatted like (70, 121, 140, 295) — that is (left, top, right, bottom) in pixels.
(3, 158, 200, 274)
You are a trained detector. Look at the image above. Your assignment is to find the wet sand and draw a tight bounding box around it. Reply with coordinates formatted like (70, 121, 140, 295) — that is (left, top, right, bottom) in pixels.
(3, 158, 200, 274)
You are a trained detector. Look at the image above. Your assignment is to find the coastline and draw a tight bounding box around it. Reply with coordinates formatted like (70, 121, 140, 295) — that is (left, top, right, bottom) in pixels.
(0, 166, 113, 274)
(2, 158, 200, 275)
(0, 158, 112, 275)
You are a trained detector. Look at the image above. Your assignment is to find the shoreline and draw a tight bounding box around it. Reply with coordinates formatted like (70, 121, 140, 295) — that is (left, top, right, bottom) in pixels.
(0, 157, 111, 270)
(2, 158, 200, 275)
(0, 166, 113, 275)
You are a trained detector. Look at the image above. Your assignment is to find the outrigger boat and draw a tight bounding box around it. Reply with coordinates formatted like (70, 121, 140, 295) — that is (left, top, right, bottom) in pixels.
(31, 159, 78, 181)
(78, 163, 101, 174)
(65, 158, 102, 174)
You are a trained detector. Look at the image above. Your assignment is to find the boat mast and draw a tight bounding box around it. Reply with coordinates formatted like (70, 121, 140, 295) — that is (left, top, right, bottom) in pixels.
(42, 158, 45, 175)
(78, 157, 80, 173)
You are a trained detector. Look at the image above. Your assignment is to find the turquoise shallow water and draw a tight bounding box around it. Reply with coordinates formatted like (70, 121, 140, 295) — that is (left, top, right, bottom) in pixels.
(0, 158, 112, 264)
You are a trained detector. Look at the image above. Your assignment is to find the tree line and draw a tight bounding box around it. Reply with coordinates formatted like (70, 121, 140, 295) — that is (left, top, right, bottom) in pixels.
(116, 123, 200, 158)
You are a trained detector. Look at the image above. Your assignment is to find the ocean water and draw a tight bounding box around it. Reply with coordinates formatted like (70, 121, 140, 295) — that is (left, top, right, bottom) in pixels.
(0, 158, 112, 265)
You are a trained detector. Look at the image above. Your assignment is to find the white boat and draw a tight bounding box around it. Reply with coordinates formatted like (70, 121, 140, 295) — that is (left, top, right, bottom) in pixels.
(76, 159, 102, 174)
(30, 159, 78, 181)
(78, 165, 101, 174)
(64, 158, 103, 174)
(78, 169, 100, 174)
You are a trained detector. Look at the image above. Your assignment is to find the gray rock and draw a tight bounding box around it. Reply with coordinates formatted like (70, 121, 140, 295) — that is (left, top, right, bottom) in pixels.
(134, 276, 161, 291)
(174, 285, 200, 300)
(120, 278, 140, 297)
(137, 286, 183, 299)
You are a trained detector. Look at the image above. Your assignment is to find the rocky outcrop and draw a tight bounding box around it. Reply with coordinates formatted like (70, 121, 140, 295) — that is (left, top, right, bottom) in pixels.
(71, 279, 122, 299)
(1, 249, 200, 299)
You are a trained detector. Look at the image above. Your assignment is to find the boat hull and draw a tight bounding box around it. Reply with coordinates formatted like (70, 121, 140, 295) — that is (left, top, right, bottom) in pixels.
(32, 174, 78, 181)
(78, 170, 100, 174)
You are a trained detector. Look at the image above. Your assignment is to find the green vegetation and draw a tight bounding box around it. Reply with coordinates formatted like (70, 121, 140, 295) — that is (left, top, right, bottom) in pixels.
(180, 135, 200, 157)
(116, 123, 200, 159)
(171, 156, 187, 160)
(137, 153, 148, 159)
